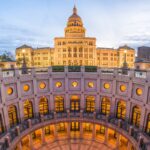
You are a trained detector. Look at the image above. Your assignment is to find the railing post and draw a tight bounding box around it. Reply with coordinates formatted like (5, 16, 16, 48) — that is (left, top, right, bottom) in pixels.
(81, 66, 85, 72)
(16, 126, 20, 136)
(129, 126, 134, 136)
(5, 136, 11, 148)
(48, 66, 52, 74)
(31, 68, 36, 76)
(0, 68, 3, 78)
(27, 119, 32, 128)
(67, 110, 70, 118)
(64, 66, 68, 73)
(113, 68, 118, 76)
(40, 114, 44, 122)
(118, 119, 122, 128)
(138, 135, 143, 149)
(129, 69, 135, 78)
(147, 70, 150, 81)
(54, 112, 57, 119)
(93, 111, 96, 119)
(80, 110, 83, 118)
(14, 69, 20, 77)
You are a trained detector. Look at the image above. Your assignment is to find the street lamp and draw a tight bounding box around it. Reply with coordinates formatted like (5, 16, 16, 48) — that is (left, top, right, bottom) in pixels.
(21, 49, 28, 74)
(122, 50, 128, 75)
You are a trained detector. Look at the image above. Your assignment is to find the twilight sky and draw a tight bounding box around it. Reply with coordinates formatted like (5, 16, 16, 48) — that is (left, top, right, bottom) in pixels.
(0, 0, 150, 54)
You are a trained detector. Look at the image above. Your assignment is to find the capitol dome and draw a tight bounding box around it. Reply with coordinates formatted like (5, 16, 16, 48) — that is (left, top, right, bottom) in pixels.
(67, 6, 83, 27)
(65, 6, 86, 38)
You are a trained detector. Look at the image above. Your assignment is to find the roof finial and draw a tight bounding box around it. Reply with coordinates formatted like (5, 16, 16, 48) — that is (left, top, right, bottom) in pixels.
(73, 5, 77, 14)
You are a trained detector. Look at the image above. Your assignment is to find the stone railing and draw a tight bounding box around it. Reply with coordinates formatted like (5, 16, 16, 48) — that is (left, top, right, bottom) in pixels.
(0, 110, 149, 150)
(0, 66, 150, 79)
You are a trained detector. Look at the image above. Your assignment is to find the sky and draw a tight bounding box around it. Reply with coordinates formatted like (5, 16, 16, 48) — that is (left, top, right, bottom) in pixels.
(0, 0, 150, 54)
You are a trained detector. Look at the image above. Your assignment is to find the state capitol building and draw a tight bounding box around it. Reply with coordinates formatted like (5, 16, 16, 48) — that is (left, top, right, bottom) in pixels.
(16, 6, 135, 68)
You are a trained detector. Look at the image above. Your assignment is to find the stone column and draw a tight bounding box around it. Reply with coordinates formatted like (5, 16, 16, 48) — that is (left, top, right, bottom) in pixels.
(18, 101, 24, 123)
(81, 94, 84, 110)
(50, 94, 54, 112)
(126, 101, 131, 121)
(42, 128, 46, 145)
(140, 107, 146, 130)
(67, 122, 71, 138)
(81, 66, 84, 110)
(110, 97, 116, 116)
(116, 133, 120, 149)
(127, 141, 131, 150)
(29, 134, 34, 150)
(96, 94, 100, 111)
(34, 97, 39, 117)
(17, 142, 22, 150)
(54, 124, 58, 140)
(92, 124, 96, 139)
(66, 94, 70, 110)
(80, 122, 83, 139)
(3, 106, 10, 130)
(104, 127, 108, 144)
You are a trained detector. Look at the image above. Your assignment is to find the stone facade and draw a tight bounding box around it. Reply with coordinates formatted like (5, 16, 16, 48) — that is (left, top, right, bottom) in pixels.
(0, 67, 150, 149)
(15, 6, 135, 68)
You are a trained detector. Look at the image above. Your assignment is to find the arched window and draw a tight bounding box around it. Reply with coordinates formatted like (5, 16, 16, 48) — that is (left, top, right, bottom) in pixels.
(101, 97, 110, 115)
(0, 114, 4, 134)
(132, 106, 141, 127)
(39, 97, 49, 115)
(24, 100, 33, 120)
(55, 96, 64, 112)
(116, 101, 126, 120)
(8, 105, 18, 127)
(86, 96, 95, 112)
(70, 95, 80, 112)
(145, 114, 150, 136)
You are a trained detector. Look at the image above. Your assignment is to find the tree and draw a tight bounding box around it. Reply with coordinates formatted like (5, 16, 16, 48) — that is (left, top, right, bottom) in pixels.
(0, 51, 14, 62)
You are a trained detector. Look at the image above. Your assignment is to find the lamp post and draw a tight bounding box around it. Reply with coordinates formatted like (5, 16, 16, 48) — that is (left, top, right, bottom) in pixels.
(21, 49, 28, 74)
(122, 50, 128, 75)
